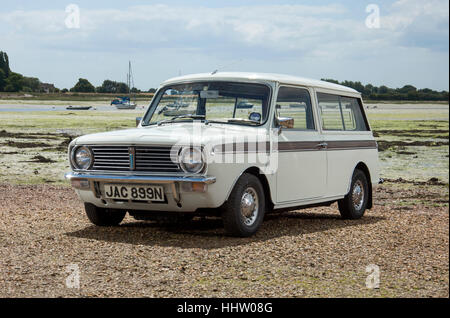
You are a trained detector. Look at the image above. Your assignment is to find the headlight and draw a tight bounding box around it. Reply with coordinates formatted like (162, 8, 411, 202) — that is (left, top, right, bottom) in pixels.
(72, 146, 93, 170)
(178, 147, 205, 174)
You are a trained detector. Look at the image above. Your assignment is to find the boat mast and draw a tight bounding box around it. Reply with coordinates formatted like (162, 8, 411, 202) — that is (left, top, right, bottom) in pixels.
(128, 61, 131, 102)
(129, 61, 136, 104)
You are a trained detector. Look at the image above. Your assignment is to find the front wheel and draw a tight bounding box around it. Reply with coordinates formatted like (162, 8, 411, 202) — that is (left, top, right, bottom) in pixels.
(221, 173, 266, 237)
(338, 169, 369, 219)
(84, 203, 126, 226)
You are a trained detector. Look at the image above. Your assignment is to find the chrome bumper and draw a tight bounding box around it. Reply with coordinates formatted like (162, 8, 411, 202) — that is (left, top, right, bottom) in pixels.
(64, 172, 216, 184)
(64, 172, 216, 204)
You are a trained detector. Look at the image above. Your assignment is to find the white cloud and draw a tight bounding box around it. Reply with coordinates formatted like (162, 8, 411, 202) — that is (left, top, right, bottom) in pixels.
(0, 1, 448, 90)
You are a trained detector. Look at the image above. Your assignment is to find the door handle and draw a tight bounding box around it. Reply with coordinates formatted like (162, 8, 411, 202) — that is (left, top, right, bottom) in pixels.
(317, 142, 328, 149)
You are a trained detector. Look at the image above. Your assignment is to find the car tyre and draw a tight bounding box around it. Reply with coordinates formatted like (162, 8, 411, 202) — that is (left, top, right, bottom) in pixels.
(84, 203, 126, 226)
(222, 173, 266, 237)
(338, 169, 369, 219)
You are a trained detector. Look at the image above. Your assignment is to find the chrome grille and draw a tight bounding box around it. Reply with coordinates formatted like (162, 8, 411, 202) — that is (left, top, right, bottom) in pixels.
(91, 145, 181, 173)
(135, 146, 180, 172)
(92, 146, 130, 171)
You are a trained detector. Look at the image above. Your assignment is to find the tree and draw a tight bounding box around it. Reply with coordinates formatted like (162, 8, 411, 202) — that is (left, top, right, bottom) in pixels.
(117, 82, 128, 94)
(148, 88, 156, 93)
(61, 88, 69, 93)
(4, 72, 24, 92)
(378, 85, 389, 94)
(0, 51, 10, 77)
(96, 79, 129, 93)
(22, 77, 41, 92)
(0, 69, 6, 91)
(70, 78, 95, 93)
(364, 84, 375, 95)
(398, 85, 417, 94)
(320, 77, 448, 101)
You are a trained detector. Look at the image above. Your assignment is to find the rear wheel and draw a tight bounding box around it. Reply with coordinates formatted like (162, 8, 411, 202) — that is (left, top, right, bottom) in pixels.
(338, 169, 369, 219)
(84, 203, 126, 226)
(221, 173, 266, 237)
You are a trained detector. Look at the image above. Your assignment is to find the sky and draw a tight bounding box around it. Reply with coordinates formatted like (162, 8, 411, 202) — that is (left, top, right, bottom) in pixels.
(0, 0, 449, 91)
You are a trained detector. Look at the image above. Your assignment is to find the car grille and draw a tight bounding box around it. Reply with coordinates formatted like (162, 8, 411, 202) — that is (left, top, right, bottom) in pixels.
(91, 145, 181, 173)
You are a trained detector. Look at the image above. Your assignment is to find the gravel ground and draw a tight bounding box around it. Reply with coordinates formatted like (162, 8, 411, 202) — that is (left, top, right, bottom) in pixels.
(0, 182, 448, 298)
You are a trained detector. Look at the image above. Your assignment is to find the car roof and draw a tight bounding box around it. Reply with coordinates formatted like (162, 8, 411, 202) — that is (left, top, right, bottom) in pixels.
(161, 72, 359, 94)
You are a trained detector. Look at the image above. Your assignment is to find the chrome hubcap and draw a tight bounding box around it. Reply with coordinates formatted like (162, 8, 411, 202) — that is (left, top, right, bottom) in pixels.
(352, 180, 364, 210)
(240, 187, 259, 226)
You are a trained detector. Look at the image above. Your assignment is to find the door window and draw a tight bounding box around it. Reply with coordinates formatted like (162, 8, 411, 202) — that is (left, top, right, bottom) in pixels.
(275, 86, 315, 130)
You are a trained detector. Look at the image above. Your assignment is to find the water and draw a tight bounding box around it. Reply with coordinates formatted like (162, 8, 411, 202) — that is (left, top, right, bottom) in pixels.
(0, 104, 147, 112)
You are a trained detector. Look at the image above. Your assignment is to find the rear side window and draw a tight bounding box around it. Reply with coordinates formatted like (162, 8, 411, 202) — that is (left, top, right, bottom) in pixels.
(340, 97, 369, 131)
(317, 93, 344, 130)
(317, 93, 369, 131)
(275, 86, 315, 130)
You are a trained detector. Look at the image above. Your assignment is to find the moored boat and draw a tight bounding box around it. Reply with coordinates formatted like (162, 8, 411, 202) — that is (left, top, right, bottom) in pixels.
(66, 105, 92, 110)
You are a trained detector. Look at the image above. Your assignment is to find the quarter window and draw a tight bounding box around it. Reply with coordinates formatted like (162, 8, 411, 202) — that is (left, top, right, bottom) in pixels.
(275, 86, 315, 130)
(317, 93, 369, 131)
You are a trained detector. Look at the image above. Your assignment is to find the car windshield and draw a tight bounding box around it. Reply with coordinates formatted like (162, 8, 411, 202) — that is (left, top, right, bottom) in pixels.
(142, 81, 271, 126)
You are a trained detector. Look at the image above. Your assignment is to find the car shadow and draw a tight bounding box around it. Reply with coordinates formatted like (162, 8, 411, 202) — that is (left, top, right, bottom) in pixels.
(65, 210, 385, 250)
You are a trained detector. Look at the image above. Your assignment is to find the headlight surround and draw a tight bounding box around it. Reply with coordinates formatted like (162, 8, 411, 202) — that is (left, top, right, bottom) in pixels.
(72, 146, 93, 170)
(178, 147, 205, 174)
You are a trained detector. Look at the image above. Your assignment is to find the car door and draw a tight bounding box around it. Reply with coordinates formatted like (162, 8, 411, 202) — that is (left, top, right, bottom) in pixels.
(316, 91, 374, 197)
(275, 85, 327, 203)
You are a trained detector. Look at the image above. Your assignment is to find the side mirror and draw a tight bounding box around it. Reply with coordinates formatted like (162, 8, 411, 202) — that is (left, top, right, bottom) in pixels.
(136, 117, 142, 127)
(248, 112, 262, 122)
(277, 117, 294, 129)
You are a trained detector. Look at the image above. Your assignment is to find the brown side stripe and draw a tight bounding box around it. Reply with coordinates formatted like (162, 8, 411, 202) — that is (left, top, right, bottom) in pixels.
(326, 140, 378, 150)
(213, 140, 377, 153)
(214, 142, 271, 154)
(277, 141, 320, 152)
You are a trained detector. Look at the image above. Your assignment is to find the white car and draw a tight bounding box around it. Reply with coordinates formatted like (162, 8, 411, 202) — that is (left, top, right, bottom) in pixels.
(66, 72, 380, 237)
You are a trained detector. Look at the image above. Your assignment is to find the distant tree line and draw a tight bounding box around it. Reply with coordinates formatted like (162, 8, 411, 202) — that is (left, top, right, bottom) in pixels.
(322, 78, 449, 101)
(4, 50, 446, 100)
(1, 51, 157, 94)
(69, 78, 155, 94)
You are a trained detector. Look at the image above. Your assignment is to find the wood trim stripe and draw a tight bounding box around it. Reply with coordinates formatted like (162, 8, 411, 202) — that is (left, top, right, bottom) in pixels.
(277, 141, 320, 152)
(326, 140, 377, 150)
(213, 140, 377, 153)
(214, 142, 271, 154)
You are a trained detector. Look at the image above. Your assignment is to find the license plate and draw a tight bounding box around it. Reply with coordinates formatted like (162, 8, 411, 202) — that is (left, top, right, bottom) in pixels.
(103, 184, 165, 201)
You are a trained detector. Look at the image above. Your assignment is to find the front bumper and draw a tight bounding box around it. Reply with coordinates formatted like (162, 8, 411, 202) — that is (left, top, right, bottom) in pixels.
(64, 172, 216, 207)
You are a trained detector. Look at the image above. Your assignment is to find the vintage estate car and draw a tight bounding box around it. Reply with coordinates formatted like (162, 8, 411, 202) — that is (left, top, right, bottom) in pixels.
(65, 72, 380, 237)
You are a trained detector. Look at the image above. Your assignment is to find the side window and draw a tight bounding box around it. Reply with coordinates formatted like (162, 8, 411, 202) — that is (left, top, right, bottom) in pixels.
(340, 97, 369, 131)
(275, 86, 315, 130)
(317, 93, 344, 130)
(317, 93, 369, 131)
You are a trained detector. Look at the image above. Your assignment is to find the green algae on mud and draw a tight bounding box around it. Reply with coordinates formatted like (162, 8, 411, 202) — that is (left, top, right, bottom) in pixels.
(0, 106, 449, 185)
(0, 111, 138, 132)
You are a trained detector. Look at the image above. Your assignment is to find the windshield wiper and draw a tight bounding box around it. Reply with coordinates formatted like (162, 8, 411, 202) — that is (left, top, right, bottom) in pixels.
(157, 114, 206, 126)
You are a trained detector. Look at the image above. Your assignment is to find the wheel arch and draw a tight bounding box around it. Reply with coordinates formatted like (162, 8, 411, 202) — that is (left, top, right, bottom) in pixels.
(351, 161, 373, 209)
(225, 166, 275, 211)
